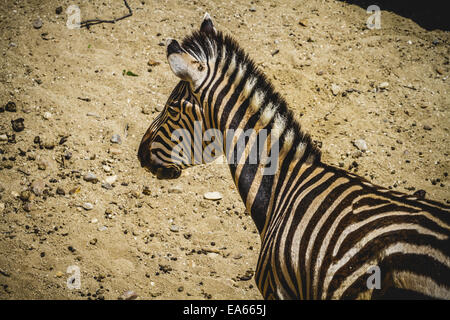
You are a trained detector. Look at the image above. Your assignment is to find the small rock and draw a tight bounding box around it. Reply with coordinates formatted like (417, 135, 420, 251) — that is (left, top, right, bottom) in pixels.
(89, 238, 98, 245)
(110, 134, 121, 144)
(168, 186, 183, 194)
(203, 192, 223, 201)
(170, 225, 179, 232)
(23, 202, 32, 212)
(98, 226, 107, 231)
(0, 134, 8, 142)
(249, 7, 256, 12)
(423, 124, 432, 131)
(43, 112, 52, 120)
(5, 101, 16, 112)
(11, 118, 25, 132)
(119, 290, 138, 300)
(55, 6, 63, 14)
(102, 165, 111, 172)
(20, 190, 32, 202)
(83, 172, 98, 183)
(56, 187, 65, 195)
(147, 59, 160, 67)
(69, 186, 81, 195)
(142, 186, 151, 195)
(33, 18, 43, 29)
(55, 271, 64, 278)
(82, 202, 94, 210)
(154, 105, 164, 112)
(331, 84, 340, 96)
(104, 175, 117, 185)
(37, 160, 47, 170)
(378, 82, 389, 90)
(353, 139, 368, 152)
(86, 112, 100, 118)
(90, 218, 98, 224)
(101, 183, 113, 190)
(64, 151, 72, 160)
(31, 179, 45, 196)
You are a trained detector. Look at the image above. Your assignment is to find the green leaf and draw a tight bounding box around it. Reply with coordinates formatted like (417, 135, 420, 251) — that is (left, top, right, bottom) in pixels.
(125, 70, 138, 77)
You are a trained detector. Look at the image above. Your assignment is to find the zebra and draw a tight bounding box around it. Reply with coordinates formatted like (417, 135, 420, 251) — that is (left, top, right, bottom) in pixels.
(138, 14, 450, 299)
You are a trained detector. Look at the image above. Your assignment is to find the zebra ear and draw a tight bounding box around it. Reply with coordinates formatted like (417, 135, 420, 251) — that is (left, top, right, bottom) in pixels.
(166, 39, 190, 80)
(200, 13, 216, 35)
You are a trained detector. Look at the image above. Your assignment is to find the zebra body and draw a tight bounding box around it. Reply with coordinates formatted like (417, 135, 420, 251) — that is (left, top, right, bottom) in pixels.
(138, 14, 450, 299)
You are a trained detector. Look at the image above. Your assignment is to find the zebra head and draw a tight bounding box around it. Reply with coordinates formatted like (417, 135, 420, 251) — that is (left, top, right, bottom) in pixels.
(138, 14, 222, 179)
(138, 80, 205, 179)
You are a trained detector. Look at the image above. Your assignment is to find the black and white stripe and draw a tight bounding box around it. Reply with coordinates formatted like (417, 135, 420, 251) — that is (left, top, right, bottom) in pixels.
(138, 14, 450, 299)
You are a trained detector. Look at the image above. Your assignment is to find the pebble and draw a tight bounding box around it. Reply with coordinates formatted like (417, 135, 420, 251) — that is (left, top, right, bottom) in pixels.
(69, 186, 81, 195)
(353, 139, 368, 152)
(147, 59, 160, 67)
(31, 179, 45, 196)
(104, 175, 117, 185)
(378, 82, 389, 90)
(11, 118, 25, 132)
(102, 165, 111, 172)
(423, 124, 432, 131)
(110, 134, 122, 144)
(55, 6, 63, 14)
(19, 190, 32, 202)
(331, 84, 340, 96)
(119, 290, 138, 300)
(0, 203, 4, 213)
(56, 187, 66, 195)
(170, 225, 180, 232)
(33, 18, 43, 29)
(142, 186, 151, 195)
(90, 218, 98, 224)
(43, 112, 52, 120)
(98, 226, 107, 231)
(155, 105, 164, 112)
(86, 112, 100, 118)
(0, 134, 8, 141)
(168, 186, 183, 194)
(101, 183, 113, 190)
(82, 202, 94, 210)
(23, 202, 32, 212)
(37, 160, 48, 170)
(5, 101, 17, 112)
(83, 172, 98, 183)
(249, 7, 256, 12)
(203, 192, 223, 201)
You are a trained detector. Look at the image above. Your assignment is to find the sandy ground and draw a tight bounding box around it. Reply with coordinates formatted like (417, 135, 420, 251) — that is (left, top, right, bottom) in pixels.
(0, 0, 448, 300)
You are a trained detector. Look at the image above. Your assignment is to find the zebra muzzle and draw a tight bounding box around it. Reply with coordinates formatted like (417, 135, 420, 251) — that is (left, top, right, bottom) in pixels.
(155, 166, 182, 180)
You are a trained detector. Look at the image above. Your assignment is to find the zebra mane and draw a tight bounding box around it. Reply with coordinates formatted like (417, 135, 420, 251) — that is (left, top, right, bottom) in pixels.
(181, 30, 321, 163)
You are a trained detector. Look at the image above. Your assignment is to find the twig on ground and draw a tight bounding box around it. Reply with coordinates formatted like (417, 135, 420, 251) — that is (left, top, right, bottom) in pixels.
(80, 0, 132, 29)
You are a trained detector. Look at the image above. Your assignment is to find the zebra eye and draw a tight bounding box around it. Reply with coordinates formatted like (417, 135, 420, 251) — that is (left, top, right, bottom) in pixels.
(197, 65, 204, 72)
(167, 106, 178, 117)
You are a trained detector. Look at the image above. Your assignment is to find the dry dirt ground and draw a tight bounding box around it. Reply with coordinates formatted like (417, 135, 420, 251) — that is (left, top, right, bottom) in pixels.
(0, 0, 448, 300)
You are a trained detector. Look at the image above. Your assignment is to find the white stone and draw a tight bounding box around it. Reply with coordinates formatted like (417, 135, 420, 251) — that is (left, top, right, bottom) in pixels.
(104, 175, 117, 185)
(203, 192, 223, 201)
(353, 139, 368, 152)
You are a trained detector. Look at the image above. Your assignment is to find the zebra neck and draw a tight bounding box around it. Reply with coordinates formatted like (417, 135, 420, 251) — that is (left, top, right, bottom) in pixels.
(213, 101, 320, 234)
